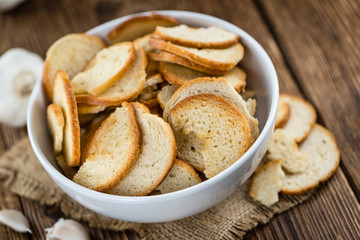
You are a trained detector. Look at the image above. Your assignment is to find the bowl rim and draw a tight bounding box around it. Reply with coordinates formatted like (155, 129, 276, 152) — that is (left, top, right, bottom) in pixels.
(27, 10, 279, 203)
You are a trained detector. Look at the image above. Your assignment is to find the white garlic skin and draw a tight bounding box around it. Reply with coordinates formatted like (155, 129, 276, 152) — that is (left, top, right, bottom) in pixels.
(0, 48, 43, 127)
(46, 218, 90, 240)
(0, 209, 32, 233)
(0, 0, 25, 12)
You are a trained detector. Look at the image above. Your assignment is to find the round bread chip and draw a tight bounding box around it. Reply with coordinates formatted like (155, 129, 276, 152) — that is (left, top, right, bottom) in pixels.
(155, 25, 239, 48)
(71, 42, 136, 96)
(73, 103, 141, 191)
(169, 94, 252, 177)
(149, 38, 244, 71)
(46, 103, 65, 155)
(149, 51, 226, 75)
(157, 85, 178, 109)
(75, 45, 147, 106)
(159, 62, 246, 92)
(42, 33, 106, 100)
(134, 34, 157, 53)
(164, 77, 259, 142)
(281, 124, 340, 194)
(106, 102, 176, 196)
(52, 71, 81, 167)
(108, 14, 179, 43)
(279, 94, 317, 142)
(156, 159, 202, 194)
(275, 97, 290, 128)
(77, 103, 107, 115)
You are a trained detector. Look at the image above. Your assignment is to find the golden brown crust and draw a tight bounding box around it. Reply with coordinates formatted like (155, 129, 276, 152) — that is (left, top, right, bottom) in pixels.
(149, 51, 226, 75)
(175, 158, 202, 182)
(280, 94, 317, 142)
(275, 98, 290, 128)
(108, 14, 179, 43)
(53, 71, 81, 167)
(155, 26, 239, 49)
(149, 38, 244, 71)
(75, 47, 147, 106)
(47, 103, 65, 154)
(77, 103, 107, 115)
(281, 124, 340, 195)
(42, 59, 52, 101)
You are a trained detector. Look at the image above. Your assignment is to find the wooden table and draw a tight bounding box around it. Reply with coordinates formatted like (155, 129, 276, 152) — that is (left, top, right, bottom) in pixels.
(1, 0, 359, 239)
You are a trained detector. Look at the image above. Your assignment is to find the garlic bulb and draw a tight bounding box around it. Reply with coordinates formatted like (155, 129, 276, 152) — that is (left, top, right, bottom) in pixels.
(46, 218, 90, 240)
(0, 48, 43, 127)
(0, 209, 32, 233)
(0, 0, 25, 12)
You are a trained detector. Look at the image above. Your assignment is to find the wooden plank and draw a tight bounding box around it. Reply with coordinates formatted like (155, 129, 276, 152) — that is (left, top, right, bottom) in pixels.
(257, 0, 360, 198)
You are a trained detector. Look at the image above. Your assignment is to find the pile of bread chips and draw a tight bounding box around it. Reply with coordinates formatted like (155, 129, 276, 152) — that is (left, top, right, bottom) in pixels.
(249, 94, 340, 206)
(44, 14, 259, 196)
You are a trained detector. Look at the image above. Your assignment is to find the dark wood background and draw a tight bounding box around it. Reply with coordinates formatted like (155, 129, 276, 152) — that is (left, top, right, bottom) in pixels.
(1, 0, 360, 239)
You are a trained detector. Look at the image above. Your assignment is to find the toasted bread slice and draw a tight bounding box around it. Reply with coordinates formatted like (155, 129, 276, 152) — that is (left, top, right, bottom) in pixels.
(108, 14, 179, 43)
(136, 74, 164, 107)
(73, 103, 141, 191)
(77, 103, 107, 115)
(75, 45, 147, 106)
(134, 34, 157, 53)
(245, 98, 257, 116)
(155, 25, 239, 48)
(164, 77, 259, 142)
(159, 62, 246, 92)
(149, 38, 244, 71)
(46, 103, 65, 155)
(157, 85, 178, 109)
(249, 159, 285, 207)
(52, 71, 81, 167)
(149, 51, 226, 75)
(156, 159, 202, 194)
(281, 124, 340, 194)
(275, 98, 290, 128)
(56, 155, 77, 179)
(267, 129, 309, 173)
(42, 34, 106, 100)
(71, 42, 136, 96)
(106, 103, 175, 196)
(169, 94, 252, 177)
(280, 94, 317, 142)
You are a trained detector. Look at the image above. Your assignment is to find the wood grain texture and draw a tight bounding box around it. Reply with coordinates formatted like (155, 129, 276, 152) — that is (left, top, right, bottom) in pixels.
(0, 0, 359, 239)
(258, 0, 360, 199)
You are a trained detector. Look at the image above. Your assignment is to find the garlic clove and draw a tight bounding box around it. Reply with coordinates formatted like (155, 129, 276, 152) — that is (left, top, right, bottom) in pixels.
(0, 48, 43, 127)
(45, 218, 90, 240)
(0, 209, 32, 233)
(0, 0, 25, 12)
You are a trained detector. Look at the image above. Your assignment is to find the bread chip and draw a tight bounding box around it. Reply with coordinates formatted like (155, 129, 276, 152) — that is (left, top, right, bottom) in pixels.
(106, 103, 175, 196)
(245, 98, 257, 116)
(75, 45, 147, 106)
(149, 38, 244, 71)
(134, 34, 157, 53)
(275, 98, 290, 128)
(280, 94, 317, 142)
(249, 159, 285, 207)
(149, 51, 226, 75)
(71, 42, 136, 96)
(159, 62, 246, 92)
(164, 77, 259, 142)
(169, 94, 252, 177)
(281, 124, 340, 194)
(42, 34, 106, 100)
(56, 155, 77, 179)
(267, 129, 309, 173)
(157, 85, 178, 109)
(46, 103, 65, 155)
(52, 71, 81, 167)
(77, 104, 107, 115)
(155, 25, 239, 48)
(108, 14, 179, 43)
(156, 159, 202, 194)
(73, 103, 141, 191)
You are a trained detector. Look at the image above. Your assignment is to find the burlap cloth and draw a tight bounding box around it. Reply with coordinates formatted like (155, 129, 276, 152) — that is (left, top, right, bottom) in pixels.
(0, 137, 313, 239)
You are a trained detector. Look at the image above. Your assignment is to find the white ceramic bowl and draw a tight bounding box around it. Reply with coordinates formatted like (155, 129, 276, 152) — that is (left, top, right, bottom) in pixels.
(27, 10, 278, 223)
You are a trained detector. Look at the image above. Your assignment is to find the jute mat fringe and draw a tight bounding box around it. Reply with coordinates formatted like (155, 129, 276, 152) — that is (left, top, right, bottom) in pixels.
(0, 137, 312, 239)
